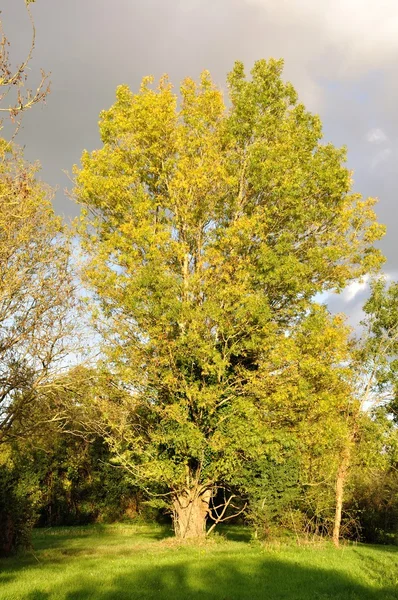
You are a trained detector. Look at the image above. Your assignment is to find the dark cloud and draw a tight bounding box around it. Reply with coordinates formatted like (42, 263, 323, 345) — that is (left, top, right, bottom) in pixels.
(3, 0, 397, 275)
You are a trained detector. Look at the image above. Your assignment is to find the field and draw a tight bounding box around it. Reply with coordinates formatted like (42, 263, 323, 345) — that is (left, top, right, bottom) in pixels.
(0, 524, 397, 599)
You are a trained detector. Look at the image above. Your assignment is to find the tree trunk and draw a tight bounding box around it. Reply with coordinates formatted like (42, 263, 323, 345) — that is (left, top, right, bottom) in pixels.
(332, 444, 351, 548)
(172, 487, 211, 539)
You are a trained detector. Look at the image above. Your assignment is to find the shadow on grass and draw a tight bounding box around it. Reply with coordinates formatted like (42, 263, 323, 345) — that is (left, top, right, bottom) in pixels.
(17, 556, 398, 600)
(31, 524, 172, 552)
(217, 525, 252, 543)
(1, 527, 397, 600)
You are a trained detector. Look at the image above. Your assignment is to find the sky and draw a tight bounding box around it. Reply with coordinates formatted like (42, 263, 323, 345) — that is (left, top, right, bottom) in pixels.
(2, 0, 398, 317)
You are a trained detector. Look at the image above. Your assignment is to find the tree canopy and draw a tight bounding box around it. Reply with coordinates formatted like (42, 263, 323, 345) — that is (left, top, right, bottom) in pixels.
(74, 59, 385, 538)
(0, 143, 76, 443)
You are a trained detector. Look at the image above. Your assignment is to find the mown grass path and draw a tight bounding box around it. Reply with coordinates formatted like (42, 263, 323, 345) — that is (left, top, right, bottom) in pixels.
(0, 525, 397, 599)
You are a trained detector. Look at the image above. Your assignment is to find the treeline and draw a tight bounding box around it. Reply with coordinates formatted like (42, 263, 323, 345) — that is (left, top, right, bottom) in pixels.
(1, 391, 397, 552)
(1, 2, 398, 556)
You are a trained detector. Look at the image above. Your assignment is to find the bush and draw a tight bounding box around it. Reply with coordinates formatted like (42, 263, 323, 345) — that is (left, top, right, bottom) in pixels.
(0, 453, 40, 555)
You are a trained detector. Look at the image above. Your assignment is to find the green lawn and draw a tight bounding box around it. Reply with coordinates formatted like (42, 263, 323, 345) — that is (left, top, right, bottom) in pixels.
(0, 524, 397, 599)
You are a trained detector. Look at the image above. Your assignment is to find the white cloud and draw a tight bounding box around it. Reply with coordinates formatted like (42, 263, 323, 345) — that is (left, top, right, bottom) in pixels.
(179, 0, 200, 12)
(244, 0, 398, 74)
(343, 276, 370, 302)
(366, 128, 388, 144)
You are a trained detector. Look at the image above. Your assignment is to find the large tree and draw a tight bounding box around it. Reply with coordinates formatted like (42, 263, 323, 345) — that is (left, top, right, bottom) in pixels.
(332, 278, 398, 547)
(75, 59, 384, 538)
(0, 142, 76, 442)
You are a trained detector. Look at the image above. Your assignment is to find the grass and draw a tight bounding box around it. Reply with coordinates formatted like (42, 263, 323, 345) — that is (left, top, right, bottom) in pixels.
(0, 524, 397, 599)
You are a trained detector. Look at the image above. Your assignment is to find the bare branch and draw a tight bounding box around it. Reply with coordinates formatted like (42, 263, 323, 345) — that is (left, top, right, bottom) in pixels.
(207, 493, 247, 536)
(0, 2, 50, 141)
